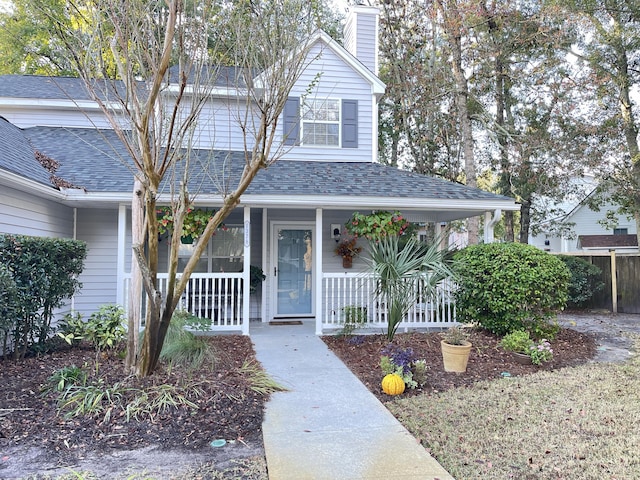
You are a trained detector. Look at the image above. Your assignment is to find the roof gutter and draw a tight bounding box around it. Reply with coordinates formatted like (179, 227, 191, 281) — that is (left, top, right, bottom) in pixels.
(45, 189, 521, 214)
(0, 170, 65, 201)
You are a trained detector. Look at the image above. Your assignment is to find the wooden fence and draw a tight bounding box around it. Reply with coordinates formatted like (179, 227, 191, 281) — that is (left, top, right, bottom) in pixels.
(561, 252, 640, 314)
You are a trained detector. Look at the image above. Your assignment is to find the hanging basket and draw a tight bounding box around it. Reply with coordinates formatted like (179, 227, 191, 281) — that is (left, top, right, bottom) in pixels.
(181, 235, 194, 244)
(342, 256, 353, 268)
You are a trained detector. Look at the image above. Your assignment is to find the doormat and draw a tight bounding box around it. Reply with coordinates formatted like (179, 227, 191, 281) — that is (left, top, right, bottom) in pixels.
(269, 321, 303, 325)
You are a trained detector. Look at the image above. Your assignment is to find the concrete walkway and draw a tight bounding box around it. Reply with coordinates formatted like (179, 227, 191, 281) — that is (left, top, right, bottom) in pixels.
(251, 321, 454, 480)
(558, 312, 640, 363)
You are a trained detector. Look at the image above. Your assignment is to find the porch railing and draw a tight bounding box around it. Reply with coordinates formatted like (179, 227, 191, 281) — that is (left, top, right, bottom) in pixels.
(123, 273, 245, 330)
(322, 272, 456, 331)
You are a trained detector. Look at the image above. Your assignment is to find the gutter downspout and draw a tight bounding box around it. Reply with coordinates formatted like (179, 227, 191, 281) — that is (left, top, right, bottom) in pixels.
(71, 207, 77, 312)
(484, 209, 501, 243)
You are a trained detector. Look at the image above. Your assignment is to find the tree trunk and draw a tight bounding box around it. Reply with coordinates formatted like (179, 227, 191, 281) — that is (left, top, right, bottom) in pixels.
(609, 12, 640, 248)
(494, 51, 515, 242)
(125, 179, 145, 373)
(519, 199, 532, 244)
(440, 0, 479, 244)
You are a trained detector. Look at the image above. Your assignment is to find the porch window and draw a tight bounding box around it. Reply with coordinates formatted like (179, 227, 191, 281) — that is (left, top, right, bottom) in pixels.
(177, 225, 244, 273)
(301, 99, 340, 146)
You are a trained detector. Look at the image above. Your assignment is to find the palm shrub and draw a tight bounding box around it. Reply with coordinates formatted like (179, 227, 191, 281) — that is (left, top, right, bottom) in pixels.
(368, 235, 454, 341)
(557, 255, 604, 308)
(453, 243, 569, 337)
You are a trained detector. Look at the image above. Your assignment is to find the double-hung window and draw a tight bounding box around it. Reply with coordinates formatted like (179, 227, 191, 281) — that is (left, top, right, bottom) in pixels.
(283, 97, 358, 148)
(177, 226, 244, 273)
(301, 99, 340, 146)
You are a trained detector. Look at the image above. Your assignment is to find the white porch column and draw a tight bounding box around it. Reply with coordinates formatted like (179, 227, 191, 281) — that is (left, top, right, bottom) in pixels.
(483, 209, 501, 244)
(261, 208, 268, 323)
(116, 204, 127, 307)
(242, 206, 251, 335)
(314, 208, 323, 335)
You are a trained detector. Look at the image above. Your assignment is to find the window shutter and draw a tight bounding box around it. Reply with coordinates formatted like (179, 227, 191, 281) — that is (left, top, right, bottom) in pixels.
(342, 99, 358, 148)
(283, 97, 300, 146)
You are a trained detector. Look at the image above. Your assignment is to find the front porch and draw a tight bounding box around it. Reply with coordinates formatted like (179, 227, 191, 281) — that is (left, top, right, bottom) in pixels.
(113, 195, 513, 335)
(122, 271, 457, 335)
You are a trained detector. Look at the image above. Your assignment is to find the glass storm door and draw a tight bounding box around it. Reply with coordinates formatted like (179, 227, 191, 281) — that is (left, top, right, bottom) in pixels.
(274, 227, 313, 316)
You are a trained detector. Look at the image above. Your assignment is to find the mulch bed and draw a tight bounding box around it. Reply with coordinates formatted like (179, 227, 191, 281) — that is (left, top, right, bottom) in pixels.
(0, 336, 265, 466)
(0, 326, 598, 473)
(323, 327, 598, 403)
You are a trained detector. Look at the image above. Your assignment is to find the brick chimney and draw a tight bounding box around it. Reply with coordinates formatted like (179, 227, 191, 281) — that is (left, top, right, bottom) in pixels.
(343, 4, 380, 75)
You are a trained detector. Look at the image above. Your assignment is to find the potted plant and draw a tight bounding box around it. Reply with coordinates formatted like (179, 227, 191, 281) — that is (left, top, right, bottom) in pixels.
(334, 233, 362, 268)
(249, 265, 266, 294)
(500, 330, 553, 365)
(440, 325, 472, 372)
(499, 330, 534, 364)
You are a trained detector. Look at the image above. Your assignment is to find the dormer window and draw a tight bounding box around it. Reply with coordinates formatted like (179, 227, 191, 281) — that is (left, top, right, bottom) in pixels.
(301, 99, 340, 146)
(283, 97, 358, 148)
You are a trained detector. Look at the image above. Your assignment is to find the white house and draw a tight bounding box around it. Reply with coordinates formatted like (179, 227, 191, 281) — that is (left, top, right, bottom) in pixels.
(530, 187, 638, 253)
(0, 6, 518, 334)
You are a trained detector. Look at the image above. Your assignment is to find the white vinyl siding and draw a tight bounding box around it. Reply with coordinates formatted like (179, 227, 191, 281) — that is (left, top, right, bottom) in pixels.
(280, 45, 374, 162)
(74, 208, 119, 315)
(184, 100, 250, 151)
(0, 185, 73, 237)
(343, 7, 378, 74)
(0, 106, 118, 129)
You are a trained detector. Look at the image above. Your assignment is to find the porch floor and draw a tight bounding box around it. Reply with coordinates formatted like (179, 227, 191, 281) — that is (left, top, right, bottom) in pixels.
(251, 319, 454, 479)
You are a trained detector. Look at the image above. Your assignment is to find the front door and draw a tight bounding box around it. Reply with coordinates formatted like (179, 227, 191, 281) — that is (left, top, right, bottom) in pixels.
(272, 225, 314, 317)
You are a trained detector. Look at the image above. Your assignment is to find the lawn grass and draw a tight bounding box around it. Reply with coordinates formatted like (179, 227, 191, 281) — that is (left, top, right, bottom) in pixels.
(388, 338, 640, 480)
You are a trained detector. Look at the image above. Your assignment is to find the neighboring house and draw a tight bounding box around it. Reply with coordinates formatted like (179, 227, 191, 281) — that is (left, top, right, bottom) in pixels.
(0, 6, 518, 334)
(530, 187, 638, 253)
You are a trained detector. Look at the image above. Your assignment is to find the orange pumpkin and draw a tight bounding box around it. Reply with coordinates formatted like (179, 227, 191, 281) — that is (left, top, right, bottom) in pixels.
(381, 373, 405, 395)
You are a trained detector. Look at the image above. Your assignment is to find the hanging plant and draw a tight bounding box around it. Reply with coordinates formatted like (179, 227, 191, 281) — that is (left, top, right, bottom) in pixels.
(156, 206, 220, 239)
(345, 210, 416, 241)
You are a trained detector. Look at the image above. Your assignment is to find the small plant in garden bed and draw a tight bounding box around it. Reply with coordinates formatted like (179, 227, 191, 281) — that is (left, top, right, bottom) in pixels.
(499, 330, 534, 354)
(528, 339, 553, 365)
(440, 326, 470, 345)
(380, 344, 427, 390)
(500, 330, 553, 365)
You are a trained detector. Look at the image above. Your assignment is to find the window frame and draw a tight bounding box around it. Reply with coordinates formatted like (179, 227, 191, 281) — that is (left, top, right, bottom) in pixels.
(300, 98, 342, 147)
(177, 224, 244, 273)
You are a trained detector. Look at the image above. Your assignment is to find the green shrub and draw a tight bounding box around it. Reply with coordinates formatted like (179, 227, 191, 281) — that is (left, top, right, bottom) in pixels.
(0, 234, 87, 359)
(557, 255, 604, 308)
(0, 264, 18, 358)
(57, 311, 87, 346)
(453, 243, 569, 337)
(499, 330, 533, 353)
(86, 305, 126, 351)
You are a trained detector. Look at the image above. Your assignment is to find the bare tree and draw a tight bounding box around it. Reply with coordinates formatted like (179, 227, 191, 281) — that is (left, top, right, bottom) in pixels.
(42, 0, 319, 375)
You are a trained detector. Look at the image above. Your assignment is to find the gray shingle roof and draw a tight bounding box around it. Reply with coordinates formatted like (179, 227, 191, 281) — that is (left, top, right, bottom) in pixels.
(0, 75, 95, 101)
(0, 70, 245, 102)
(20, 126, 513, 203)
(0, 117, 51, 186)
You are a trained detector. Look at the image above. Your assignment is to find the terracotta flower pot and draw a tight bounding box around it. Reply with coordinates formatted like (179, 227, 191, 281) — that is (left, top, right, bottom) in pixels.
(342, 256, 353, 268)
(441, 340, 472, 373)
